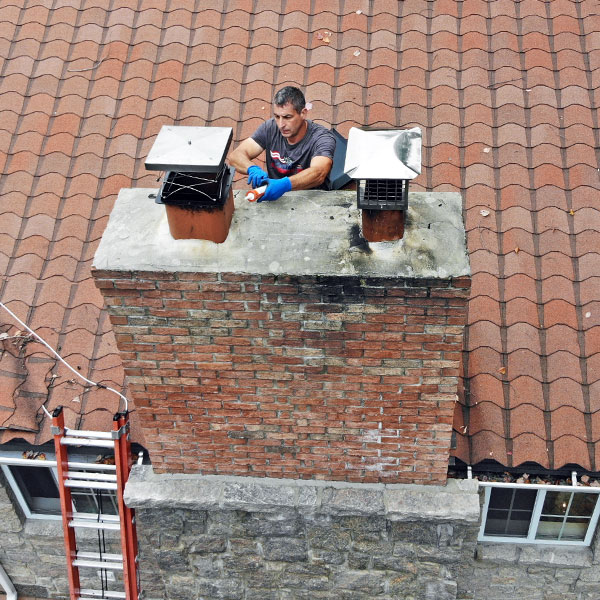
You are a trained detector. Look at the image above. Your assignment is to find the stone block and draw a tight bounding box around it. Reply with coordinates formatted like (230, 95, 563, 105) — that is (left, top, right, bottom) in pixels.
(575, 585, 600, 600)
(207, 511, 246, 536)
(353, 538, 394, 555)
(475, 543, 519, 564)
(415, 544, 463, 564)
(279, 572, 330, 591)
(165, 575, 197, 600)
(309, 548, 346, 565)
(190, 555, 222, 578)
(222, 553, 263, 573)
(125, 466, 222, 509)
(196, 578, 244, 599)
(228, 537, 260, 556)
(347, 552, 371, 570)
(244, 510, 302, 537)
(424, 579, 458, 600)
(307, 525, 351, 550)
(518, 545, 592, 568)
(372, 554, 418, 573)
(384, 481, 480, 523)
(391, 522, 438, 545)
(321, 487, 385, 516)
(154, 549, 190, 573)
(577, 564, 600, 582)
(245, 590, 281, 600)
(222, 480, 298, 511)
(262, 537, 307, 562)
(189, 535, 228, 554)
(337, 515, 387, 537)
(333, 570, 388, 594)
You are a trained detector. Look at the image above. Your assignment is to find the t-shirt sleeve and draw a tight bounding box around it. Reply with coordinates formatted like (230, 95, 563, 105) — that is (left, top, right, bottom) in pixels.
(311, 129, 336, 161)
(250, 120, 271, 150)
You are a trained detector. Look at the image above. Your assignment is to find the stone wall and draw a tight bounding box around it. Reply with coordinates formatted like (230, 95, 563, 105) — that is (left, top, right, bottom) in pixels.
(124, 467, 600, 600)
(126, 465, 481, 600)
(0, 469, 122, 599)
(3, 466, 600, 600)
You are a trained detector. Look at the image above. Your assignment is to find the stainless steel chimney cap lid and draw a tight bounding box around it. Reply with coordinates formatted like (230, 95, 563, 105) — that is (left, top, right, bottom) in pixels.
(145, 125, 233, 173)
(344, 127, 422, 180)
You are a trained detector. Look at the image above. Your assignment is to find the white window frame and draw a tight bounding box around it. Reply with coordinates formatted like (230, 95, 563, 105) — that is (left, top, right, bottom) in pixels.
(479, 482, 600, 546)
(0, 450, 117, 520)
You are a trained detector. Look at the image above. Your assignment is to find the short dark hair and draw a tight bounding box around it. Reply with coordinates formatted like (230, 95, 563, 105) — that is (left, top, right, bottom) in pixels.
(273, 86, 306, 113)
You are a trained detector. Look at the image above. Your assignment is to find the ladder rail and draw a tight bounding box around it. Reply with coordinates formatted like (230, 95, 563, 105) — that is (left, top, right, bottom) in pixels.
(52, 408, 81, 600)
(113, 414, 139, 600)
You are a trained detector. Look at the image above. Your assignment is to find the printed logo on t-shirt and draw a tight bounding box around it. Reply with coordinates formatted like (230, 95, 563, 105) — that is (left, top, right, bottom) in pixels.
(269, 150, 303, 175)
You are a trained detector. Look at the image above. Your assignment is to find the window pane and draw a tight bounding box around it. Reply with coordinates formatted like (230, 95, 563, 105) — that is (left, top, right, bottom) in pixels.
(506, 512, 532, 536)
(9, 465, 61, 515)
(541, 491, 570, 516)
(488, 487, 513, 509)
(512, 489, 537, 510)
(536, 516, 563, 540)
(484, 509, 509, 535)
(561, 518, 589, 541)
(484, 488, 537, 538)
(569, 493, 597, 517)
(11, 465, 59, 499)
(71, 489, 118, 515)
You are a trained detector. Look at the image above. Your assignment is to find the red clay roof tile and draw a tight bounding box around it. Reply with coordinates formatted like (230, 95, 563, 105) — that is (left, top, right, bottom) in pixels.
(511, 433, 550, 469)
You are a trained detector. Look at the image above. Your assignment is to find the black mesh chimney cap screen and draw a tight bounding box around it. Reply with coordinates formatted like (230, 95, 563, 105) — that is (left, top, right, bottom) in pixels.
(145, 126, 235, 208)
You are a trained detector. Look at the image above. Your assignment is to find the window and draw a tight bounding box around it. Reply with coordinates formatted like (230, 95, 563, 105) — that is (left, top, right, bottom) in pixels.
(1, 452, 117, 520)
(7, 464, 61, 516)
(479, 485, 600, 546)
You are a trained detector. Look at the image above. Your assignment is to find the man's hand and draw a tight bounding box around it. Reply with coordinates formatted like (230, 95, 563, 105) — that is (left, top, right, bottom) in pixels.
(259, 177, 292, 202)
(247, 165, 268, 187)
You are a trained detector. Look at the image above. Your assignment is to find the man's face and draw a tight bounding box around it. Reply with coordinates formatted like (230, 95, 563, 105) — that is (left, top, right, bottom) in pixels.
(273, 102, 307, 142)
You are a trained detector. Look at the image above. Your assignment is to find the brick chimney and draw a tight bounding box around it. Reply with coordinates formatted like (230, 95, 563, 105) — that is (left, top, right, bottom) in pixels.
(92, 189, 470, 485)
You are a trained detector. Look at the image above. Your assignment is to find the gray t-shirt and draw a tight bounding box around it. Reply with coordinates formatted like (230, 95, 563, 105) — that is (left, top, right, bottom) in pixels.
(251, 119, 336, 187)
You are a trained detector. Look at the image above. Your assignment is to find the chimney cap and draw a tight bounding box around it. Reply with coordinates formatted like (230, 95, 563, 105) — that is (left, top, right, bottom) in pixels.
(344, 127, 422, 180)
(145, 125, 233, 173)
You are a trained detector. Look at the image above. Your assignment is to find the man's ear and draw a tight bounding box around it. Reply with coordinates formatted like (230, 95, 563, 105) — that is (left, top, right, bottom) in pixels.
(301, 107, 308, 118)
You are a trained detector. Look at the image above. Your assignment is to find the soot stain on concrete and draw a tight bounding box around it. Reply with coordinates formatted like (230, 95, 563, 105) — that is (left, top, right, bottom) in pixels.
(348, 223, 372, 254)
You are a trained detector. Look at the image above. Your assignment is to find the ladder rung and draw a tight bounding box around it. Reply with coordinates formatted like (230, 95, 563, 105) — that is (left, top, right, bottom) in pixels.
(61, 438, 115, 449)
(65, 479, 118, 491)
(72, 512, 120, 523)
(69, 520, 121, 531)
(72, 558, 123, 570)
(67, 471, 117, 482)
(65, 428, 114, 440)
(77, 551, 123, 562)
(78, 590, 126, 599)
(68, 461, 117, 472)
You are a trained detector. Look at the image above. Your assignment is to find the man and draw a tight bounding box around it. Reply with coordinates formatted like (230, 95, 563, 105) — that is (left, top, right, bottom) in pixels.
(228, 86, 336, 202)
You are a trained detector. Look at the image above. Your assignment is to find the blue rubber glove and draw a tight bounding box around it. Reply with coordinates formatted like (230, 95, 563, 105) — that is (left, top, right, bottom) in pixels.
(247, 165, 268, 187)
(259, 177, 292, 202)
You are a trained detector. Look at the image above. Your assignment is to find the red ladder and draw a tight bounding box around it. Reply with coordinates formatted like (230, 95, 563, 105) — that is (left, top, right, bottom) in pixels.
(52, 407, 140, 600)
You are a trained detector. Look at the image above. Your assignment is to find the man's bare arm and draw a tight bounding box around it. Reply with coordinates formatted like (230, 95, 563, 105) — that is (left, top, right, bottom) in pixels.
(288, 156, 333, 190)
(228, 138, 264, 174)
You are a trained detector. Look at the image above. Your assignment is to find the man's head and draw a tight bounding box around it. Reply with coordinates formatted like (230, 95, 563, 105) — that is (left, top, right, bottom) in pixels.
(273, 86, 308, 143)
